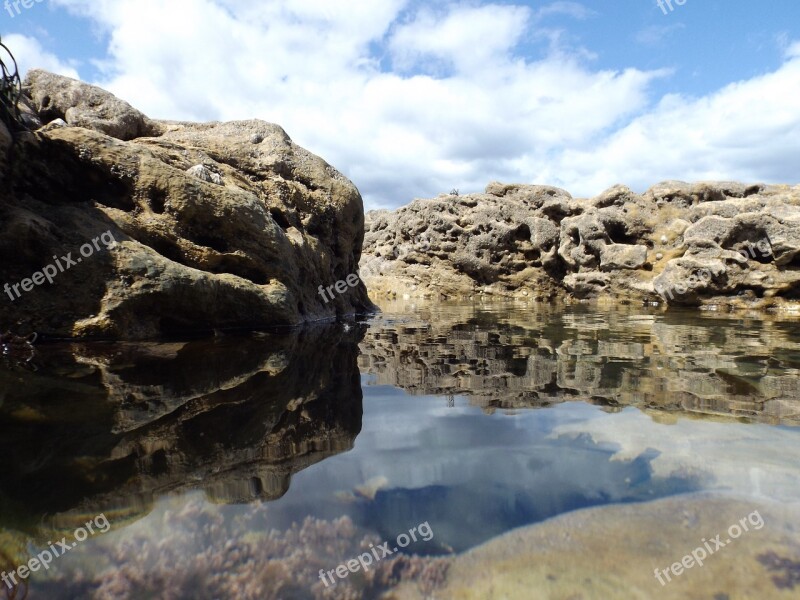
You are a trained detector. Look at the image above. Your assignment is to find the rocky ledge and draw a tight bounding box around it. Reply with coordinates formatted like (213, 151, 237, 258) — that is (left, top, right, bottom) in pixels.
(361, 181, 800, 311)
(0, 70, 373, 339)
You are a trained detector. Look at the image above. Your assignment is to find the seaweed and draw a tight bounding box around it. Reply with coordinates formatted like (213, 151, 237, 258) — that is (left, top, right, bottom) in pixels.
(0, 548, 27, 600)
(757, 550, 800, 590)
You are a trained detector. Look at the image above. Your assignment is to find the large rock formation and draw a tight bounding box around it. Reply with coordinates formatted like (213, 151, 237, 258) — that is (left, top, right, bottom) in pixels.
(0, 70, 373, 340)
(361, 181, 800, 311)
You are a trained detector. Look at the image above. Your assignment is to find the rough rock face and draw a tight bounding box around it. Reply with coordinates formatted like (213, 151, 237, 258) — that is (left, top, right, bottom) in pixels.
(22, 69, 158, 141)
(0, 70, 373, 339)
(361, 181, 800, 311)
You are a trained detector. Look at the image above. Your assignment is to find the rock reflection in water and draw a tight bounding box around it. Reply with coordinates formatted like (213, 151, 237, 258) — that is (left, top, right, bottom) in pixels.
(359, 301, 800, 425)
(0, 324, 365, 533)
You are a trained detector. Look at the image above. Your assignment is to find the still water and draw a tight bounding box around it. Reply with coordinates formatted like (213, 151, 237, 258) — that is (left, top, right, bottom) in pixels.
(1, 302, 799, 599)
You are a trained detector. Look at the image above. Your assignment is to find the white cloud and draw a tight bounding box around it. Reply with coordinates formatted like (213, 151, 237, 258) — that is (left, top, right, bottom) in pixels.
(3, 34, 80, 80)
(634, 23, 685, 46)
(548, 48, 800, 195)
(10, 1, 800, 208)
(534, 1, 596, 21)
(388, 4, 531, 74)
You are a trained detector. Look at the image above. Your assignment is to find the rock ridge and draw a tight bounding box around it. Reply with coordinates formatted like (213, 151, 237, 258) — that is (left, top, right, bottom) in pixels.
(361, 181, 800, 311)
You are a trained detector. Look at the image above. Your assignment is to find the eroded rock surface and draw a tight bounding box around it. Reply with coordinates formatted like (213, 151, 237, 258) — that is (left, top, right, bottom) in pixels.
(361, 181, 800, 311)
(1, 70, 373, 339)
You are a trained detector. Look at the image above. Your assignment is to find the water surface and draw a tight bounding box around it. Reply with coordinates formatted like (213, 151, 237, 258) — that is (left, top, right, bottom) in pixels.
(1, 302, 799, 599)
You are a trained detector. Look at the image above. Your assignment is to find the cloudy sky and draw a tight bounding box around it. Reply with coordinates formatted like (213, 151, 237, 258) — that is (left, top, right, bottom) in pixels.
(3, 0, 800, 209)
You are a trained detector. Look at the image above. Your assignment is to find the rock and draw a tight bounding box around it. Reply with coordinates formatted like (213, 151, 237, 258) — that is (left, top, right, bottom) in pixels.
(599, 244, 648, 271)
(389, 495, 800, 600)
(558, 212, 608, 270)
(1, 71, 374, 339)
(361, 186, 576, 300)
(186, 164, 223, 185)
(361, 181, 800, 311)
(563, 271, 610, 298)
(21, 69, 157, 141)
(41, 118, 68, 130)
(0, 121, 10, 180)
(652, 255, 730, 305)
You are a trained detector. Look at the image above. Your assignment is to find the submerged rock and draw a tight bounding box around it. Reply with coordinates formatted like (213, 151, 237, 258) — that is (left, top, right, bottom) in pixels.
(1, 70, 373, 339)
(385, 493, 800, 600)
(361, 181, 800, 311)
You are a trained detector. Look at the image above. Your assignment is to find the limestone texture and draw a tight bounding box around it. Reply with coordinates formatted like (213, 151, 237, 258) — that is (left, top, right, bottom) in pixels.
(361, 181, 800, 311)
(1, 70, 373, 339)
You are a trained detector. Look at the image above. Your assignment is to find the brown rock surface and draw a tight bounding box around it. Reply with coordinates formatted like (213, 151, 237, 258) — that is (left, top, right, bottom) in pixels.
(385, 494, 800, 600)
(1, 71, 373, 339)
(361, 181, 800, 311)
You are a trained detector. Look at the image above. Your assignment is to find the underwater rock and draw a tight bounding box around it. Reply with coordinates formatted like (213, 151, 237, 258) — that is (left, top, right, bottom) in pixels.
(384, 493, 800, 600)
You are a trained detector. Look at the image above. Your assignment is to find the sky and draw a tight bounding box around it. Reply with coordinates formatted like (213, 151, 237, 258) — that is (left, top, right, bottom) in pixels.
(2, 0, 800, 210)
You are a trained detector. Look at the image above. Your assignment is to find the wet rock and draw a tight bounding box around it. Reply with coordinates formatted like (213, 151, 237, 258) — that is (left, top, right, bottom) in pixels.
(388, 494, 800, 600)
(563, 271, 610, 297)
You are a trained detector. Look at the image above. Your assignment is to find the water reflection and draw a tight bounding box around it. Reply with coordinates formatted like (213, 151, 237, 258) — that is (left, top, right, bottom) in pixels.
(1, 302, 799, 599)
(0, 324, 365, 531)
(359, 301, 800, 425)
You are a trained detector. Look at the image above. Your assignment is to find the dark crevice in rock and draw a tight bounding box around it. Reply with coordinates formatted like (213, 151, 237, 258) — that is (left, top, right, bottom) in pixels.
(269, 207, 292, 229)
(148, 187, 167, 213)
(605, 220, 639, 245)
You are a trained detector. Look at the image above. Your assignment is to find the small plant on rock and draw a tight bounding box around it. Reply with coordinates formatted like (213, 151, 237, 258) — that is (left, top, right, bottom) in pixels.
(0, 36, 25, 135)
